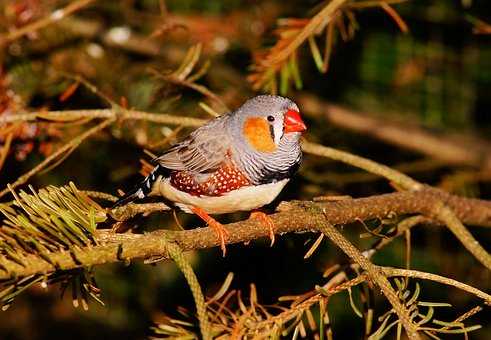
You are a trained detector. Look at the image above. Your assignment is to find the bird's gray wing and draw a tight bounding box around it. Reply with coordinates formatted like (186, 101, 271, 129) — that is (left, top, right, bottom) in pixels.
(153, 116, 231, 173)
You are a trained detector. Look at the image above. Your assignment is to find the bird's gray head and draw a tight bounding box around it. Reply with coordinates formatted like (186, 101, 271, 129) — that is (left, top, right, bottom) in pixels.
(228, 95, 306, 153)
(226, 95, 306, 184)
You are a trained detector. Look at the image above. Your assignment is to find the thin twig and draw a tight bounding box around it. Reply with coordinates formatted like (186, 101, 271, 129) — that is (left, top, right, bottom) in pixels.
(110, 202, 170, 221)
(82, 191, 119, 202)
(255, 265, 491, 333)
(316, 219, 420, 339)
(254, 276, 366, 332)
(0, 0, 95, 46)
(379, 267, 491, 304)
(270, 0, 349, 65)
(149, 68, 230, 113)
(302, 140, 423, 190)
(163, 237, 212, 340)
(0, 119, 114, 198)
(432, 203, 491, 270)
(0, 132, 13, 172)
(0, 108, 206, 127)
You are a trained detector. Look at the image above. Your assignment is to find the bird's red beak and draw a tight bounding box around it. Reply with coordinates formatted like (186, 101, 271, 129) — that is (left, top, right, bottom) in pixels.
(283, 109, 307, 133)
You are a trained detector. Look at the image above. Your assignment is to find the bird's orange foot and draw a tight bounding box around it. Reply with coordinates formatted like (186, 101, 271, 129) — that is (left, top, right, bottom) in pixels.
(191, 206, 229, 257)
(249, 211, 275, 246)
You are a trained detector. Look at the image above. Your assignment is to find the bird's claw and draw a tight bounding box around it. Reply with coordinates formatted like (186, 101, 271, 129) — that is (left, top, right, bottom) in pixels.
(191, 206, 229, 257)
(207, 219, 229, 257)
(250, 211, 275, 247)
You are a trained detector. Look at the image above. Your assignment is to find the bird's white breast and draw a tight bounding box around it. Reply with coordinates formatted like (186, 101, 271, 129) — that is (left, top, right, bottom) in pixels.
(156, 178, 289, 214)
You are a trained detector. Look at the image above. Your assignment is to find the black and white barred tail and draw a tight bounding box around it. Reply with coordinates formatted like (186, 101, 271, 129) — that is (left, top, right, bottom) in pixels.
(113, 165, 168, 207)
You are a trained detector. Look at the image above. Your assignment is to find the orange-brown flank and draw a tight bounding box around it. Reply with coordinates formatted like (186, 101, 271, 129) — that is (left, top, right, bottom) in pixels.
(170, 164, 251, 197)
(243, 117, 277, 153)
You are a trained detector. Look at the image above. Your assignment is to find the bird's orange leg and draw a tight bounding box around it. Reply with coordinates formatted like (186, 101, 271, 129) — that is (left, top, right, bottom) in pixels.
(191, 206, 229, 257)
(249, 210, 275, 246)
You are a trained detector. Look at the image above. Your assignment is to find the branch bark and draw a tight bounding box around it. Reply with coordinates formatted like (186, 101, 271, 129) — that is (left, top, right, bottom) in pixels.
(1, 188, 490, 280)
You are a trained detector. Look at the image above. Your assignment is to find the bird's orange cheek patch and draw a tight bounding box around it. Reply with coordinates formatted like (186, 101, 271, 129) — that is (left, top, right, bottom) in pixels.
(243, 117, 277, 153)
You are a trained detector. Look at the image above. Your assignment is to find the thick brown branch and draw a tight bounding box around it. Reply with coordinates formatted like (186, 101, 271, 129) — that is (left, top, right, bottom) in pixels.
(0, 189, 490, 280)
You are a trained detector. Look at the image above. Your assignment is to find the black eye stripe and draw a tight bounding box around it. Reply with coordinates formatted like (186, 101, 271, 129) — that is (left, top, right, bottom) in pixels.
(269, 124, 275, 141)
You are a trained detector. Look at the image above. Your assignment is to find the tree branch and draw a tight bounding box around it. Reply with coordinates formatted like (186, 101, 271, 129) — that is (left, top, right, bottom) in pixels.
(0, 108, 206, 126)
(1, 189, 490, 280)
(0, 0, 95, 47)
(317, 219, 420, 339)
(0, 119, 115, 198)
(302, 140, 423, 190)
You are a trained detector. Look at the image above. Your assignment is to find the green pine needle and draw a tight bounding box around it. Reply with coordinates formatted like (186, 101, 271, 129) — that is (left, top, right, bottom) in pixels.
(0, 182, 106, 264)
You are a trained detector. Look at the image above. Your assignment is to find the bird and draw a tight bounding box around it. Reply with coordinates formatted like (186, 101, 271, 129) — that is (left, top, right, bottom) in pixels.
(113, 95, 307, 256)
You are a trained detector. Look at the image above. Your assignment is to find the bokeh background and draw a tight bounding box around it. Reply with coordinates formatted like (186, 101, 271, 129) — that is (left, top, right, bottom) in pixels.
(0, 0, 490, 339)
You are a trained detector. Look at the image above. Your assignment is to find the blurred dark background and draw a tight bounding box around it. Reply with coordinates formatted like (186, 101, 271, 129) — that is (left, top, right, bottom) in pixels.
(0, 0, 490, 339)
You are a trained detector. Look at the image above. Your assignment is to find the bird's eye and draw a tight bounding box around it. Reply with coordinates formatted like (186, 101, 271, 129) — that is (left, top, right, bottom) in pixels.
(267, 115, 275, 122)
